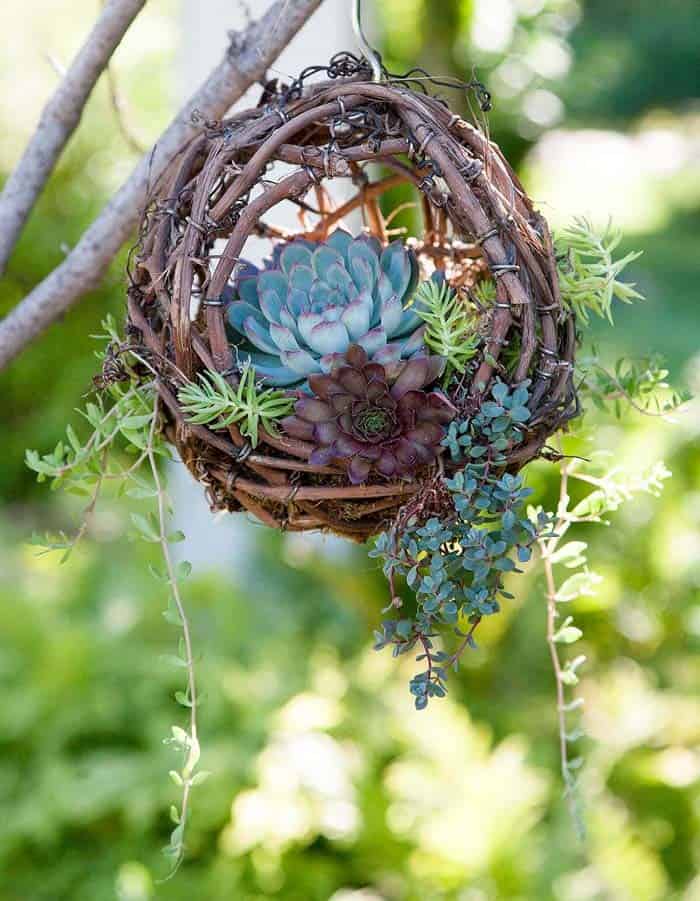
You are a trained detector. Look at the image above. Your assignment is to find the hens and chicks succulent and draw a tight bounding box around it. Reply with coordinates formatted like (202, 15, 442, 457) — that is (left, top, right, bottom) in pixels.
(226, 230, 429, 387)
(225, 230, 469, 482)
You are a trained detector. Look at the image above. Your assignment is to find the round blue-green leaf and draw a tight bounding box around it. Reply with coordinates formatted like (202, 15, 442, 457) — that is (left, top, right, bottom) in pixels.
(280, 243, 313, 274)
(326, 228, 353, 259)
(228, 301, 267, 335)
(312, 245, 345, 280)
(242, 315, 278, 354)
(257, 270, 288, 307)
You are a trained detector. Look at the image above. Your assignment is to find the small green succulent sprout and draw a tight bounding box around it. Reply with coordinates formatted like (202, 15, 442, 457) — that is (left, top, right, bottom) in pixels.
(555, 217, 644, 324)
(177, 365, 294, 447)
(471, 278, 496, 308)
(407, 275, 480, 384)
(225, 230, 430, 387)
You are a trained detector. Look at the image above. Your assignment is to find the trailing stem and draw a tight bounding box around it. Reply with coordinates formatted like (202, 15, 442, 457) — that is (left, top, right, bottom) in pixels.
(536, 451, 672, 837)
(538, 459, 585, 838)
(26, 322, 208, 876)
(146, 396, 203, 878)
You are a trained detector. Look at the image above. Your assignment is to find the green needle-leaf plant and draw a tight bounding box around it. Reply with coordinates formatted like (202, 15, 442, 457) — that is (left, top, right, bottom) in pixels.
(407, 277, 480, 384)
(177, 364, 295, 447)
(555, 217, 644, 324)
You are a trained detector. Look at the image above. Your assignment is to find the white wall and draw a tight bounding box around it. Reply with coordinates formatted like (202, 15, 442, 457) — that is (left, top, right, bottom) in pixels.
(179, 0, 355, 102)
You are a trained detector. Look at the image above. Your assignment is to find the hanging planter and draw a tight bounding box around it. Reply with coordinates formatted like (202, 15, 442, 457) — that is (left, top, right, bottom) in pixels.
(27, 29, 670, 867)
(126, 54, 577, 543)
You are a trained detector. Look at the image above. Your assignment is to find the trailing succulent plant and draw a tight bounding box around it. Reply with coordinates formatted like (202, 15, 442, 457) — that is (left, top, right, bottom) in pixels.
(281, 345, 457, 484)
(371, 379, 549, 708)
(225, 230, 430, 387)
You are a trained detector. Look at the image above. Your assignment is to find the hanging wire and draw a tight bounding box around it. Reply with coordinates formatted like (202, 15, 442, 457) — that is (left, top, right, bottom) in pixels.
(352, 0, 383, 82)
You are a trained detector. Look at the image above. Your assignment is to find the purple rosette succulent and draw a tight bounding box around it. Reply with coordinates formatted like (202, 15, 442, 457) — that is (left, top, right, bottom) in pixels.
(281, 345, 457, 484)
(225, 230, 429, 387)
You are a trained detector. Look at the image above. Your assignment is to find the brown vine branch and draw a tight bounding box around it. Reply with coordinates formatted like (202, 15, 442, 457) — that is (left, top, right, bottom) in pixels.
(0, 0, 147, 276)
(0, 0, 325, 372)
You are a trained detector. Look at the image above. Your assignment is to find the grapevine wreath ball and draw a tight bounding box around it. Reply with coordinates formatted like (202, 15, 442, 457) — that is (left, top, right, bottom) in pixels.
(125, 55, 578, 701)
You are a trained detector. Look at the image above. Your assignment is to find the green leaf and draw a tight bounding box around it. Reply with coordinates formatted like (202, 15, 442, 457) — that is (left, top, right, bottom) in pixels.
(163, 608, 183, 626)
(169, 823, 185, 848)
(120, 429, 148, 450)
(549, 541, 588, 568)
(554, 625, 583, 644)
(410, 279, 479, 378)
(555, 217, 644, 324)
(126, 482, 158, 500)
(562, 697, 584, 711)
(481, 402, 504, 417)
(396, 619, 413, 639)
(160, 654, 188, 669)
(510, 406, 531, 423)
(502, 510, 516, 530)
(130, 513, 160, 542)
(191, 770, 211, 786)
(555, 570, 602, 602)
(149, 563, 168, 582)
(170, 725, 189, 745)
(120, 414, 154, 430)
(177, 561, 193, 579)
(491, 381, 509, 403)
(517, 546, 532, 563)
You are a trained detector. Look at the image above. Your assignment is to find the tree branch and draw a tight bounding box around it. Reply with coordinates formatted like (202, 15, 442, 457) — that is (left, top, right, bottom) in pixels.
(0, 0, 324, 371)
(0, 0, 147, 276)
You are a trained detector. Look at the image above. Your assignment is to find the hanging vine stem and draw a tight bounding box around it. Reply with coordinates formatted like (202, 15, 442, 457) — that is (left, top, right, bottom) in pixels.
(538, 456, 585, 838)
(146, 392, 205, 880)
(536, 447, 672, 837)
(26, 322, 207, 878)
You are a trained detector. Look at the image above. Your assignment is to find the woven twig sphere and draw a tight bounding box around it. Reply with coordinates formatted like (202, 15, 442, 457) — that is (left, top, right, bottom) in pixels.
(127, 59, 577, 541)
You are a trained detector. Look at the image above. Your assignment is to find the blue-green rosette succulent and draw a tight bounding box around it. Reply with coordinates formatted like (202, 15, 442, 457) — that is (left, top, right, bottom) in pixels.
(225, 230, 430, 387)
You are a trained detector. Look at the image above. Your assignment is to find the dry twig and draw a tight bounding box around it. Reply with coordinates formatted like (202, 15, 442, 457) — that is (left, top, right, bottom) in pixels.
(0, 0, 147, 275)
(0, 0, 324, 371)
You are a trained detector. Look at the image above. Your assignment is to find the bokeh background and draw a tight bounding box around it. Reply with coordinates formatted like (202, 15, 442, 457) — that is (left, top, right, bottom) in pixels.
(1, 1, 699, 899)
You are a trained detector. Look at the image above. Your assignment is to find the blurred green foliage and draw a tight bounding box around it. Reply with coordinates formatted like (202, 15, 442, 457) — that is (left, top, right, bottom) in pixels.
(0, 160, 124, 502)
(0, 0, 699, 898)
(562, 0, 700, 124)
(3, 413, 700, 900)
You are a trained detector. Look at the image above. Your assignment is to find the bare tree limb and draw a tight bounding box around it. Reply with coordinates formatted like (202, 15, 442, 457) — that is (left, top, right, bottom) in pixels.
(0, 0, 147, 275)
(0, 0, 324, 371)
